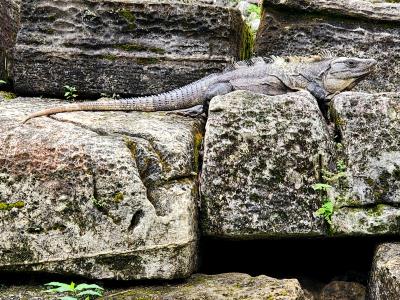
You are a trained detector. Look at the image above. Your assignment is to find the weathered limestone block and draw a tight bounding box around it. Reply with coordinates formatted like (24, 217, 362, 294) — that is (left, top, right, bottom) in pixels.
(330, 92, 400, 235)
(320, 281, 366, 300)
(0, 0, 20, 80)
(201, 91, 332, 238)
(0, 97, 203, 279)
(13, 0, 251, 98)
(255, 0, 400, 93)
(105, 273, 307, 299)
(369, 243, 400, 300)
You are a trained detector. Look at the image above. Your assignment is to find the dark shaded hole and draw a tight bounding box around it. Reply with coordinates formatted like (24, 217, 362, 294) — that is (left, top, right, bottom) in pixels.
(128, 209, 145, 231)
(198, 236, 400, 294)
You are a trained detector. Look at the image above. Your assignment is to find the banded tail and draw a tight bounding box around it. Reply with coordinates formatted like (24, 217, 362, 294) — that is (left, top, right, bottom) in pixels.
(22, 75, 218, 124)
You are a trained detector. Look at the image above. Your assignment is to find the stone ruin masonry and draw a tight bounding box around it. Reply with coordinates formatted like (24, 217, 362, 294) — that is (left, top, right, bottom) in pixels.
(1, 0, 400, 298)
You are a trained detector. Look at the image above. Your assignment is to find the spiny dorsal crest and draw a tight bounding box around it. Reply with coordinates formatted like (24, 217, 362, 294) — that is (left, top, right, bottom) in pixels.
(226, 54, 335, 71)
(270, 55, 330, 65)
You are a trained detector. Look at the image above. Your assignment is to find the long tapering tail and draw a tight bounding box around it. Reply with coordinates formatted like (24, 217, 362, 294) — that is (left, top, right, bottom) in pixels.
(21, 99, 158, 124)
(21, 75, 220, 124)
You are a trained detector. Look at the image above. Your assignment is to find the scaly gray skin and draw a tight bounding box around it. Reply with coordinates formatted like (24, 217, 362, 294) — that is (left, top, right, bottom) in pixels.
(22, 55, 377, 123)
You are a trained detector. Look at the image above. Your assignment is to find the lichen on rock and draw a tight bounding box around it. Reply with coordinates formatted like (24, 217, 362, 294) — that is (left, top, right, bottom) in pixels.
(201, 90, 332, 238)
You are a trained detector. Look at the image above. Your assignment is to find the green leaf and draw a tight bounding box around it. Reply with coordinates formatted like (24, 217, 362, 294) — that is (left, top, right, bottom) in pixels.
(45, 282, 74, 293)
(312, 183, 332, 191)
(75, 284, 104, 291)
(45, 286, 74, 293)
(70, 282, 75, 290)
(0, 80, 6, 84)
(59, 296, 78, 300)
(323, 201, 333, 213)
(77, 290, 103, 297)
(45, 282, 71, 288)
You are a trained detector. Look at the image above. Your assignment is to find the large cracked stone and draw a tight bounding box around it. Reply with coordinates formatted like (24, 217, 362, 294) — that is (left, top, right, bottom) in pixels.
(201, 91, 331, 238)
(13, 0, 251, 98)
(330, 92, 400, 235)
(0, 97, 203, 280)
(106, 273, 307, 299)
(0, 273, 307, 299)
(369, 243, 400, 300)
(255, 0, 400, 93)
(0, 0, 20, 80)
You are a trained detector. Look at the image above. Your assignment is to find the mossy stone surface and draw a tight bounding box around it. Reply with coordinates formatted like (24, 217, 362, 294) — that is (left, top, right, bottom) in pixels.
(330, 92, 400, 235)
(201, 91, 332, 238)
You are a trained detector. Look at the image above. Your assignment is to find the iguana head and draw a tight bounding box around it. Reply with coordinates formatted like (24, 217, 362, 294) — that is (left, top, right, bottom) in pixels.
(322, 57, 377, 95)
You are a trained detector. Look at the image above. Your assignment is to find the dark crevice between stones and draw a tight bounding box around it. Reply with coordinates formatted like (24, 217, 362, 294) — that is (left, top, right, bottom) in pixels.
(339, 202, 400, 210)
(49, 115, 109, 136)
(198, 236, 400, 296)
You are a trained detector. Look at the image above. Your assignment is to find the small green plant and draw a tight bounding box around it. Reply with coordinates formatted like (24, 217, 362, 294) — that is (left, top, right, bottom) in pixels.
(90, 196, 106, 209)
(313, 160, 349, 229)
(0, 80, 6, 85)
(315, 198, 334, 225)
(45, 281, 104, 300)
(312, 183, 334, 225)
(336, 159, 346, 172)
(247, 4, 261, 18)
(64, 85, 78, 101)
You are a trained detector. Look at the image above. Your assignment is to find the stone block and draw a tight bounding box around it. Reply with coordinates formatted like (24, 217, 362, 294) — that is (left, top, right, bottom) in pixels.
(201, 91, 331, 238)
(13, 0, 251, 98)
(255, 0, 400, 93)
(330, 92, 400, 235)
(0, 97, 203, 280)
(106, 273, 306, 299)
(369, 243, 400, 300)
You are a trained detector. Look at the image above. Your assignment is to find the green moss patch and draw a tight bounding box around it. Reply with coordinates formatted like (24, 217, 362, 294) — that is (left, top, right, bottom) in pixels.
(0, 91, 17, 101)
(0, 201, 25, 211)
(118, 9, 136, 31)
(113, 192, 124, 203)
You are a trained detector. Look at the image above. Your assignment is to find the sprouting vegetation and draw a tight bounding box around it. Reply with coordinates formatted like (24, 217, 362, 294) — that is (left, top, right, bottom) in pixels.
(312, 159, 348, 229)
(44, 281, 104, 300)
(64, 85, 78, 101)
(312, 183, 334, 225)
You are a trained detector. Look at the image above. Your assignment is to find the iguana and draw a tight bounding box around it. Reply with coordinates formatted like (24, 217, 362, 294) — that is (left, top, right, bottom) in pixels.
(22, 55, 376, 123)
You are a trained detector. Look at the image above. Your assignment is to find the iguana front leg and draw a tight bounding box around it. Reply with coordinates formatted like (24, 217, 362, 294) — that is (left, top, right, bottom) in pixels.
(307, 81, 329, 117)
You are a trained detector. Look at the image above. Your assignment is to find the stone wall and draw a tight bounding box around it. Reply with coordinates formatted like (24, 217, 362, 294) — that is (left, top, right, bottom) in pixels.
(0, 0, 20, 80)
(13, 0, 250, 98)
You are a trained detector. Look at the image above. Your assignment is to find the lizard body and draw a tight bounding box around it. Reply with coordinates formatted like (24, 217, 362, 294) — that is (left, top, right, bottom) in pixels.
(22, 55, 376, 123)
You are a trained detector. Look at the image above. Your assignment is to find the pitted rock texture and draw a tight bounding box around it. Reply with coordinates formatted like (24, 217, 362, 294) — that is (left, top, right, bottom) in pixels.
(255, 0, 400, 93)
(330, 92, 400, 235)
(201, 91, 331, 238)
(0, 0, 20, 79)
(320, 281, 366, 300)
(105, 273, 307, 299)
(369, 243, 400, 300)
(13, 0, 250, 98)
(0, 97, 203, 280)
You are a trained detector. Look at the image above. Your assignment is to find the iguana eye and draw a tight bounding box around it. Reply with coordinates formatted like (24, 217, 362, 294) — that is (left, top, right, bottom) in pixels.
(346, 61, 357, 68)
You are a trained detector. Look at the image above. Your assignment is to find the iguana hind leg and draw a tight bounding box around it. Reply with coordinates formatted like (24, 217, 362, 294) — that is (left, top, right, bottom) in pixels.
(203, 82, 233, 115)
